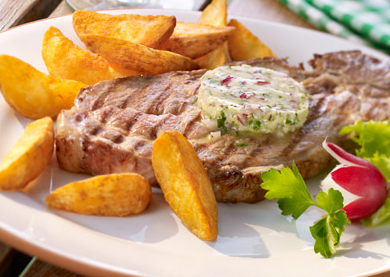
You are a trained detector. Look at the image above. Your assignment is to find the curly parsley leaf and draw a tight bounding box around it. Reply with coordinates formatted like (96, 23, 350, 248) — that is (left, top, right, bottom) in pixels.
(261, 163, 350, 258)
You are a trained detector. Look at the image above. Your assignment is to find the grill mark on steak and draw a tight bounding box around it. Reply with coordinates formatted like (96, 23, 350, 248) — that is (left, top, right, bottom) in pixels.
(56, 51, 390, 203)
(136, 81, 173, 115)
(108, 107, 141, 132)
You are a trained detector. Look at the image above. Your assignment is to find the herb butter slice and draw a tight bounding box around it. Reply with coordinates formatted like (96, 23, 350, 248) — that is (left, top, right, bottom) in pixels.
(198, 64, 309, 136)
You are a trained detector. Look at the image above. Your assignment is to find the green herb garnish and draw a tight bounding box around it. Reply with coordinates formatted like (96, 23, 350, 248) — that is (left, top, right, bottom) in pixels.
(341, 120, 390, 227)
(261, 162, 350, 258)
(217, 110, 228, 134)
(236, 143, 248, 147)
(249, 119, 261, 130)
(340, 120, 390, 182)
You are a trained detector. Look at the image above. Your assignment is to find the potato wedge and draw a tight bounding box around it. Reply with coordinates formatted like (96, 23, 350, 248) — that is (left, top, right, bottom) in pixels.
(0, 55, 86, 119)
(73, 10, 176, 48)
(0, 117, 54, 191)
(196, 0, 229, 69)
(195, 42, 229, 69)
(152, 130, 218, 241)
(46, 173, 152, 216)
(159, 21, 235, 59)
(80, 34, 198, 75)
(227, 19, 276, 61)
(42, 26, 144, 85)
(198, 0, 227, 27)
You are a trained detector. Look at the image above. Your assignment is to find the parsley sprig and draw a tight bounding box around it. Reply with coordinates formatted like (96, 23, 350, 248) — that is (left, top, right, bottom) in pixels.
(260, 162, 350, 258)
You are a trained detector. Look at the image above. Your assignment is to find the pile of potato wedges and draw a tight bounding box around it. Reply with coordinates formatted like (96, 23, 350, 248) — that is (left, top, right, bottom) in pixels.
(0, 0, 275, 241)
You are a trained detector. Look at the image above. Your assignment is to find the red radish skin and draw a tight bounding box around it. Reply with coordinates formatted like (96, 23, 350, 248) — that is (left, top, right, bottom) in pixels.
(322, 141, 388, 220)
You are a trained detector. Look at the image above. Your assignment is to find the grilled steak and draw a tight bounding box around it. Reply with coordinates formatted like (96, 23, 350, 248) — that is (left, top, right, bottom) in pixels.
(56, 50, 390, 203)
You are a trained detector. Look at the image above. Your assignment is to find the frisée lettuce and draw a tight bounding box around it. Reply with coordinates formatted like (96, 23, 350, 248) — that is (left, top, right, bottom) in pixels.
(340, 120, 390, 182)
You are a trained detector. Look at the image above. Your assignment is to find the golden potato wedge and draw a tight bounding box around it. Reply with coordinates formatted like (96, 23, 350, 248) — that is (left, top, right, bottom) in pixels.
(0, 55, 86, 119)
(195, 42, 229, 69)
(159, 21, 235, 59)
(46, 173, 152, 216)
(80, 34, 198, 75)
(227, 19, 276, 61)
(152, 130, 218, 241)
(0, 117, 54, 191)
(73, 10, 176, 48)
(42, 26, 144, 85)
(196, 0, 229, 69)
(198, 0, 227, 27)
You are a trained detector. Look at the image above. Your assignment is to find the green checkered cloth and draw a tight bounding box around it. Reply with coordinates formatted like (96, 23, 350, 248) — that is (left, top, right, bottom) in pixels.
(277, 0, 390, 53)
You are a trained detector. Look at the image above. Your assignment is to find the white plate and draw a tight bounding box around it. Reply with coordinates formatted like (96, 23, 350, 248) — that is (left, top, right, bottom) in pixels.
(0, 9, 389, 277)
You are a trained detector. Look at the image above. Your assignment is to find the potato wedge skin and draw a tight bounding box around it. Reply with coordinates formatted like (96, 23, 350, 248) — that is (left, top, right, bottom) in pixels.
(81, 34, 198, 75)
(73, 10, 176, 48)
(227, 19, 276, 61)
(159, 21, 234, 59)
(152, 130, 218, 241)
(0, 117, 54, 191)
(195, 42, 229, 69)
(198, 0, 227, 27)
(0, 54, 85, 119)
(196, 0, 229, 69)
(46, 173, 152, 216)
(42, 26, 143, 85)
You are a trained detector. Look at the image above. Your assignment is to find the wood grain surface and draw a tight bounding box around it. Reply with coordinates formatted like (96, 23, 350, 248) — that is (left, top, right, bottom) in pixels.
(22, 258, 84, 277)
(0, 242, 12, 275)
(0, 0, 62, 31)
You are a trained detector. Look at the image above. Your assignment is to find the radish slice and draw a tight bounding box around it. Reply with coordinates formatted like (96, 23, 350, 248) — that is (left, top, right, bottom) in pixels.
(321, 140, 388, 220)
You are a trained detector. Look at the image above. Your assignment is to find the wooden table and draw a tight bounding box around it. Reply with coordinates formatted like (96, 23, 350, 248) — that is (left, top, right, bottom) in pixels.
(0, 0, 316, 276)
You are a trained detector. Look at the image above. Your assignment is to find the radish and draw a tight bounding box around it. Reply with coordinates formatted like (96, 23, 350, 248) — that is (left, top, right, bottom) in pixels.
(321, 141, 388, 220)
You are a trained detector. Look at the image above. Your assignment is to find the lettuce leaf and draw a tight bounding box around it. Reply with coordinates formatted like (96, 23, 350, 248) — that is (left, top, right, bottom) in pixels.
(362, 197, 390, 227)
(340, 120, 390, 182)
(341, 120, 390, 226)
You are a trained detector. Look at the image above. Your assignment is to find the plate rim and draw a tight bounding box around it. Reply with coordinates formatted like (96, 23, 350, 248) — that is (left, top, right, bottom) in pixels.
(0, 8, 389, 277)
